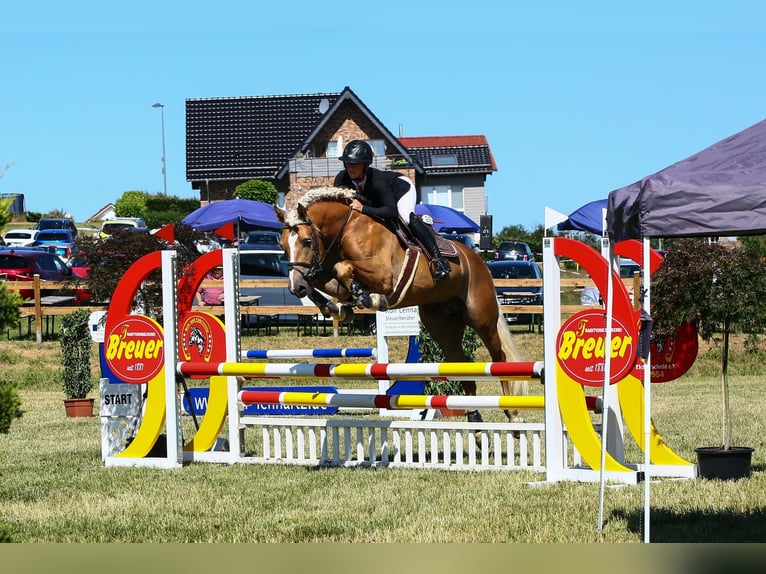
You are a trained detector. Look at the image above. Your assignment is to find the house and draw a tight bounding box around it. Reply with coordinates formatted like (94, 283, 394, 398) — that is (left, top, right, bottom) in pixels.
(86, 203, 116, 223)
(185, 86, 495, 235)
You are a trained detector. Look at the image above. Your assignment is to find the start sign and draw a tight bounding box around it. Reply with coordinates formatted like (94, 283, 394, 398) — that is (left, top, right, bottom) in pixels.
(104, 315, 165, 384)
(556, 309, 637, 387)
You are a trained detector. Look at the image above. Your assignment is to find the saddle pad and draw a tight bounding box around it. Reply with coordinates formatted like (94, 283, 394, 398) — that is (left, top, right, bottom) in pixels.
(436, 235, 460, 257)
(391, 221, 459, 258)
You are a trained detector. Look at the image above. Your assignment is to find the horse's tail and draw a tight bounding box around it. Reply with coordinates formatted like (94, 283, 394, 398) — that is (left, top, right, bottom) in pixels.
(497, 302, 529, 396)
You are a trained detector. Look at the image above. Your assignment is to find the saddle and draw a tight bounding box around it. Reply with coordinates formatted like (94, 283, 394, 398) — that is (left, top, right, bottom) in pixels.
(390, 218, 460, 259)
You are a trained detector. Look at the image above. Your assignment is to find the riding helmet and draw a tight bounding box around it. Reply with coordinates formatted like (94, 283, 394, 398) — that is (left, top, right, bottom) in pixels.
(339, 140, 374, 164)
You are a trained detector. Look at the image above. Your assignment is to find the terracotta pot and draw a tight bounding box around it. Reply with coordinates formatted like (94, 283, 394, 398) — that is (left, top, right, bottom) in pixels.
(438, 408, 466, 418)
(695, 446, 754, 480)
(64, 397, 94, 418)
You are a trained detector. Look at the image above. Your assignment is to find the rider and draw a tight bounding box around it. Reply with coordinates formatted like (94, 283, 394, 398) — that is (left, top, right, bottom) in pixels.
(334, 139, 451, 282)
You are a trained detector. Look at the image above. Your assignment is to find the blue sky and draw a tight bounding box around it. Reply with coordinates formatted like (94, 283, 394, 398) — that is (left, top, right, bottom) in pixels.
(3, 1, 765, 232)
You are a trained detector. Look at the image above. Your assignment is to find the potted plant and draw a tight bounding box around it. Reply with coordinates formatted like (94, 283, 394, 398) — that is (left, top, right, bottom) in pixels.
(416, 323, 480, 417)
(60, 308, 94, 417)
(652, 239, 766, 479)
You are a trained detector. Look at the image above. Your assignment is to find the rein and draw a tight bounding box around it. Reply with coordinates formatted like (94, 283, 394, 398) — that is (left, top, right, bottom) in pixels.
(286, 205, 354, 282)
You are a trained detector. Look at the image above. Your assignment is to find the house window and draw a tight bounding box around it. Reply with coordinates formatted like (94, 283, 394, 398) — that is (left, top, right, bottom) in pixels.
(432, 154, 457, 166)
(327, 138, 382, 158)
(366, 140, 385, 157)
(423, 185, 464, 211)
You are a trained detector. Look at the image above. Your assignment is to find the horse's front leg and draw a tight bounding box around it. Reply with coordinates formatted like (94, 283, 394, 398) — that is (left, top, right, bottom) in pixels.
(334, 261, 389, 311)
(303, 287, 353, 323)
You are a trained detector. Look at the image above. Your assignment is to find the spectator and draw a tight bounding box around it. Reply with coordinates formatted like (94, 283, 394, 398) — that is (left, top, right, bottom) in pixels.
(196, 267, 224, 306)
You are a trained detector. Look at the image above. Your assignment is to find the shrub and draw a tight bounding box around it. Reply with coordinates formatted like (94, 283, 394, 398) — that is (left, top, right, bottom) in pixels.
(0, 376, 23, 433)
(417, 324, 480, 395)
(234, 180, 278, 204)
(60, 309, 93, 399)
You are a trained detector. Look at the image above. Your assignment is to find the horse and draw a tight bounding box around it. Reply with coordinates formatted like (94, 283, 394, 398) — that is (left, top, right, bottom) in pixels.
(275, 186, 529, 424)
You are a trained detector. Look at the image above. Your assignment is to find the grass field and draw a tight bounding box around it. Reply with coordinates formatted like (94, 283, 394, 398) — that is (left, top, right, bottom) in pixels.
(1, 326, 766, 543)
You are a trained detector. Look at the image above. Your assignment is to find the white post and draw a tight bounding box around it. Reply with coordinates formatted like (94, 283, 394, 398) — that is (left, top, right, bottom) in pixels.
(161, 249, 183, 468)
(223, 248, 242, 462)
(542, 237, 565, 480)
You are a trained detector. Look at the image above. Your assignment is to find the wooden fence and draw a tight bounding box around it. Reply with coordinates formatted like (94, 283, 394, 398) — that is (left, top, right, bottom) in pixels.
(4, 274, 641, 342)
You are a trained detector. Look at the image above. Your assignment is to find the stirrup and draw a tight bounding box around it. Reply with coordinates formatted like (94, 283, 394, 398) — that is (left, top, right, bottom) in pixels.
(430, 259, 450, 282)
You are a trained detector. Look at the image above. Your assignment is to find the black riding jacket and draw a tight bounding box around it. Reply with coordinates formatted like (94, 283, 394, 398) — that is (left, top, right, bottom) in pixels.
(334, 167, 410, 223)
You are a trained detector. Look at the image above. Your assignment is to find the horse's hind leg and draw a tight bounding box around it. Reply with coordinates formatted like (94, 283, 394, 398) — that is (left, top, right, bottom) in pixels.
(419, 305, 484, 427)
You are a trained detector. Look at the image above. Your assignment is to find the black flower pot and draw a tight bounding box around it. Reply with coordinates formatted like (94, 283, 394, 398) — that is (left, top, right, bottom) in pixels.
(695, 446, 754, 480)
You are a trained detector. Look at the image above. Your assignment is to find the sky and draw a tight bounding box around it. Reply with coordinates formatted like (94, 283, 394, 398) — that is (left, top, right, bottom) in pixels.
(3, 1, 766, 233)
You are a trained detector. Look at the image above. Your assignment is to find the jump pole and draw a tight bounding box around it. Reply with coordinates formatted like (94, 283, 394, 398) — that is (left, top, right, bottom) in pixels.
(239, 390, 545, 410)
(178, 360, 544, 381)
(242, 348, 377, 359)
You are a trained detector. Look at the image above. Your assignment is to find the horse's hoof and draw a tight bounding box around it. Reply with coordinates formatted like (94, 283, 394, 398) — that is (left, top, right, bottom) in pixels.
(321, 301, 339, 316)
(338, 306, 355, 323)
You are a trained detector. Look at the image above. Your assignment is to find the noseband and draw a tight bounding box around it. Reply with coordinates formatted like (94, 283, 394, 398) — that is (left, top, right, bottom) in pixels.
(285, 206, 353, 283)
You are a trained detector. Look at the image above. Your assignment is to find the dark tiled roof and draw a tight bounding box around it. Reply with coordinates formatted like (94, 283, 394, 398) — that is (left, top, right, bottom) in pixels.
(398, 135, 497, 175)
(186, 92, 343, 181)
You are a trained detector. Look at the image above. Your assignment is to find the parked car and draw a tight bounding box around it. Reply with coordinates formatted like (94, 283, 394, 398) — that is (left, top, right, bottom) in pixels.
(0, 247, 91, 303)
(30, 229, 76, 261)
(486, 260, 542, 326)
(438, 232, 480, 253)
(34, 218, 78, 238)
(99, 217, 149, 238)
(240, 231, 283, 251)
(3, 229, 38, 247)
(580, 258, 641, 306)
(236, 248, 310, 327)
(494, 240, 535, 261)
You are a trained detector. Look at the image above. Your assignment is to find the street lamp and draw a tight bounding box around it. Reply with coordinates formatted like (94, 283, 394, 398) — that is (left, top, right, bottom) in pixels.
(152, 103, 167, 195)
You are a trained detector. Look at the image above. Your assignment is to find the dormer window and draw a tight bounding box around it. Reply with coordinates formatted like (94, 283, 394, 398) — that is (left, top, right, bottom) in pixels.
(432, 154, 457, 166)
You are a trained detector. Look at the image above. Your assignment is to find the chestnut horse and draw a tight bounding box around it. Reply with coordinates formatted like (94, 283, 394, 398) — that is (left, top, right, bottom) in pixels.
(275, 187, 528, 424)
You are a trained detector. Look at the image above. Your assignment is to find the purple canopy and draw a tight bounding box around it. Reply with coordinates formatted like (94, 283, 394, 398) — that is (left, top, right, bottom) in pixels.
(608, 117, 766, 240)
(182, 199, 281, 232)
(414, 204, 480, 233)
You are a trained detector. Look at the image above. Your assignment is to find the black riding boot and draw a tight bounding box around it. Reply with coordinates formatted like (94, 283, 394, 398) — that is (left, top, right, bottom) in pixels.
(409, 213, 451, 282)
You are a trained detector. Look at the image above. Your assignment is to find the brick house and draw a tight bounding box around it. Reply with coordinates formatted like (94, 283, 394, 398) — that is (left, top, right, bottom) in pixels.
(185, 86, 495, 232)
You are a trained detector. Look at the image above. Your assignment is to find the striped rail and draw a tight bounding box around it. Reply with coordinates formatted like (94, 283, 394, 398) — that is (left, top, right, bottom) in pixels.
(178, 360, 544, 381)
(241, 348, 377, 360)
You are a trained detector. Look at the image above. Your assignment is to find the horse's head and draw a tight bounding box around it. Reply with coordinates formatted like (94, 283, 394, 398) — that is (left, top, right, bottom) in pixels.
(274, 187, 355, 298)
(275, 204, 315, 298)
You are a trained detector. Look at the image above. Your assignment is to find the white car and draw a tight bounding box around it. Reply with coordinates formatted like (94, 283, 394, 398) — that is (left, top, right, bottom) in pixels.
(3, 229, 39, 247)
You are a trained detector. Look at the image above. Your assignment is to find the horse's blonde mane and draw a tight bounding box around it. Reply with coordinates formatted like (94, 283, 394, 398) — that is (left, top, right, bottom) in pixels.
(284, 186, 357, 227)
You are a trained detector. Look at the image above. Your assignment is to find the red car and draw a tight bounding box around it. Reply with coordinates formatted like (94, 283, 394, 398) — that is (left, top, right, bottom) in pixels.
(0, 247, 91, 304)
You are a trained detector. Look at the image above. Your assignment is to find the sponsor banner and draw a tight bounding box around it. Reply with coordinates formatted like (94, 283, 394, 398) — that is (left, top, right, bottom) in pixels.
(556, 309, 637, 387)
(182, 386, 340, 416)
(104, 315, 165, 384)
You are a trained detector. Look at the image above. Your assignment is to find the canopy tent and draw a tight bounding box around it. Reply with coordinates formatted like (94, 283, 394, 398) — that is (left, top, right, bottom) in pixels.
(557, 199, 608, 235)
(607, 117, 766, 241)
(604, 116, 766, 542)
(181, 199, 281, 232)
(414, 204, 480, 233)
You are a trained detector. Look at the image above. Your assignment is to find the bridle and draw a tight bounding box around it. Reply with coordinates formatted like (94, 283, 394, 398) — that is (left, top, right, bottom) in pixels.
(285, 205, 354, 283)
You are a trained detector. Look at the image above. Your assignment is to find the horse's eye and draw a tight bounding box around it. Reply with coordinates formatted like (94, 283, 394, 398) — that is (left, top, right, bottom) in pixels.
(301, 238, 312, 248)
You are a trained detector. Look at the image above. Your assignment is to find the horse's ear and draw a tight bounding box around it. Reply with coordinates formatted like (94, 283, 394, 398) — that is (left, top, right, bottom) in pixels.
(274, 205, 286, 224)
(297, 203, 308, 221)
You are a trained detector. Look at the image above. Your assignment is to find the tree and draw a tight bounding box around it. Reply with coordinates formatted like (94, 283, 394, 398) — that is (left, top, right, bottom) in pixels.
(739, 234, 766, 259)
(234, 180, 278, 204)
(651, 238, 766, 450)
(74, 224, 207, 318)
(115, 191, 149, 219)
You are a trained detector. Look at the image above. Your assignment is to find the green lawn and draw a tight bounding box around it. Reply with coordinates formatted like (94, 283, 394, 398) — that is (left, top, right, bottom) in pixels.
(1, 330, 766, 542)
